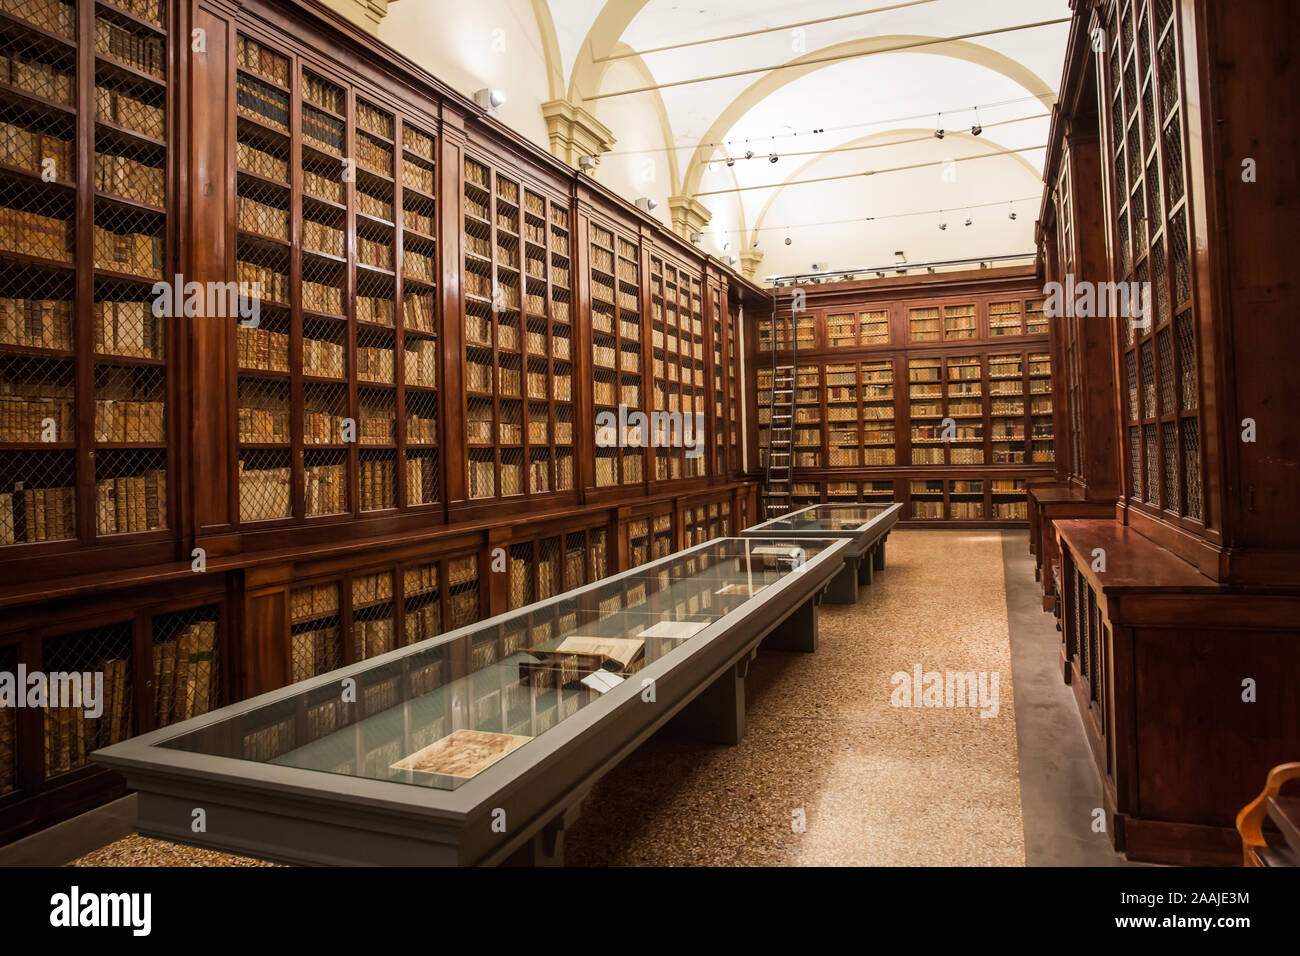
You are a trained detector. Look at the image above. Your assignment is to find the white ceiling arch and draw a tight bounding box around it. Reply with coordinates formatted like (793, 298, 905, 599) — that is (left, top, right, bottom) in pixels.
(538, 0, 1070, 274)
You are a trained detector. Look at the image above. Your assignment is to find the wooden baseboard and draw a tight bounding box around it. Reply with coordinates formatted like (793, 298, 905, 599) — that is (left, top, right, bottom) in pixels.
(1121, 817, 1243, 867)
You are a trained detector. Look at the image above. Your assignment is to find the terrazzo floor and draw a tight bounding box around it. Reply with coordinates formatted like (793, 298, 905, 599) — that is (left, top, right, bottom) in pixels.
(63, 529, 1028, 867)
(564, 529, 1025, 865)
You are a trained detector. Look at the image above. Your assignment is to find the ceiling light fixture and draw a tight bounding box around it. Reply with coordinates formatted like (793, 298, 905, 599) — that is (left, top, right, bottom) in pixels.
(577, 154, 597, 172)
(752, 239, 761, 249)
(970, 106, 982, 137)
(745, 150, 754, 160)
(769, 153, 779, 163)
(934, 113, 944, 139)
(965, 217, 973, 226)
(634, 197, 657, 212)
(726, 156, 735, 167)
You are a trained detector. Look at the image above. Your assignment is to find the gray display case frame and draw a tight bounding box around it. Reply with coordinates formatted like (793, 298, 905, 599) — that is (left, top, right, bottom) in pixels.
(92, 536, 848, 866)
(742, 502, 902, 604)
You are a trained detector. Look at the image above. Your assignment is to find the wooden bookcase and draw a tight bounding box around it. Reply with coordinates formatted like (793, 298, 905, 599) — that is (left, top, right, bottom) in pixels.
(1035, 0, 1300, 866)
(751, 268, 1059, 525)
(0, 0, 760, 843)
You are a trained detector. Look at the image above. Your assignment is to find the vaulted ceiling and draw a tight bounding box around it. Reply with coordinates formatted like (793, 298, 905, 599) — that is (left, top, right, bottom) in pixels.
(375, 0, 1072, 282)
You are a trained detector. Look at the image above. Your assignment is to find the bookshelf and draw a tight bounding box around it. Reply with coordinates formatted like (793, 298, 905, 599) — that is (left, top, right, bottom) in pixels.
(589, 222, 642, 489)
(793, 365, 821, 468)
(752, 272, 1057, 525)
(0, 0, 760, 844)
(648, 254, 703, 481)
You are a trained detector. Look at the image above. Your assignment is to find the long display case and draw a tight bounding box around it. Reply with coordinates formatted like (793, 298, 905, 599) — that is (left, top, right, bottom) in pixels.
(95, 535, 849, 866)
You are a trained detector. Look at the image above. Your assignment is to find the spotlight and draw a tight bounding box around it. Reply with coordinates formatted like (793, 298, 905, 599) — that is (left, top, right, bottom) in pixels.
(1008, 211, 1017, 220)
(971, 124, 982, 136)
(726, 157, 735, 167)
(939, 222, 947, 231)
(811, 263, 822, 271)
(934, 128, 944, 139)
(745, 150, 754, 160)
(473, 88, 506, 113)
(752, 240, 761, 249)
(769, 153, 779, 164)
(634, 197, 657, 212)
(723, 241, 730, 251)
(690, 231, 703, 244)
(784, 236, 792, 246)
(577, 154, 597, 171)
(964, 217, 973, 226)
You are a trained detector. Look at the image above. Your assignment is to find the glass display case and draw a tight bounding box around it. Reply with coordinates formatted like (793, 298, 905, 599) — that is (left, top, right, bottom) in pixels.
(743, 502, 902, 604)
(94, 536, 849, 866)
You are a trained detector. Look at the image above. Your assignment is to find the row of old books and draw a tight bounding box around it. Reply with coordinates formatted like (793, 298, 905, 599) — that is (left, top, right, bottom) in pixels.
(354, 617, 394, 660)
(357, 405, 393, 442)
(238, 404, 290, 444)
(235, 34, 288, 86)
(1, 297, 72, 351)
(236, 72, 288, 131)
(301, 108, 343, 154)
(237, 140, 287, 181)
(467, 455, 495, 498)
(2, 0, 73, 35)
(301, 406, 344, 444)
(45, 656, 130, 776)
(303, 168, 342, 204)
(1, 51, 73, 105)
(356, 296, 394, 326)
(303, 218, 343, 257)
(405, 340, 436, 387)
(236, 260, 289, 305)
(237, 459, 290, 521)
(404, 126, 433, 161)
(304, 336, 345, 378)
(354, 570, 392, 603)
(528, 458, 550, 493)
(94, 17, 165, 79)
(402, 207, 434, 236)
(406, 453, 435, 504)
(95, 150, 164, 206)
(0, 393, 74, 442)
(407, 412, 436, 444)
(355, 135, 390, 175)
(292, 582, 339, 622)
(304, 461, 345, 515)
(96, 469, 166, 533)
(404, 600, 440, 644)
(237, 325, 289, 372)
(360, 456, 394, 510)
(302, 73, 343, 114)
(357, 191, 392, 221)
(92, 398, 165, 443)
(153, 618, 217, 727)
(303, 279, 341, 315)
(0, 205, 72, 263)
(93, 224, 162, 278)
(237, 195, 289, 240)
(1, 486, 74, 543)
(356, 236, 392, 270)
(0, 121, 72, 180)
(401, 159, 433, 195)
(355, 102, 392, 140)
(96, 86, 164, 139)
(357, 346, 394, 384)
(405, 250, 434, 283)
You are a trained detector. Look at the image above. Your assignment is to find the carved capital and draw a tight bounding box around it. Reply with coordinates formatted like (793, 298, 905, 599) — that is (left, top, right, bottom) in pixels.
(738, 247, 764, 280)
(667, 194, 711, 240)
(540, 100, 617, 169)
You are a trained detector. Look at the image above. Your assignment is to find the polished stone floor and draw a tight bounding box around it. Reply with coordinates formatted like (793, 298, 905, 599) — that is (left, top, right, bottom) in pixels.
(3, 529, 1132, 867)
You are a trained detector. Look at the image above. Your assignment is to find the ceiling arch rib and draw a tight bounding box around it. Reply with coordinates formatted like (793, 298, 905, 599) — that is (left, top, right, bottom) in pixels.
(741, 128, 1044, 250)
(680, 34, 1059, 197)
